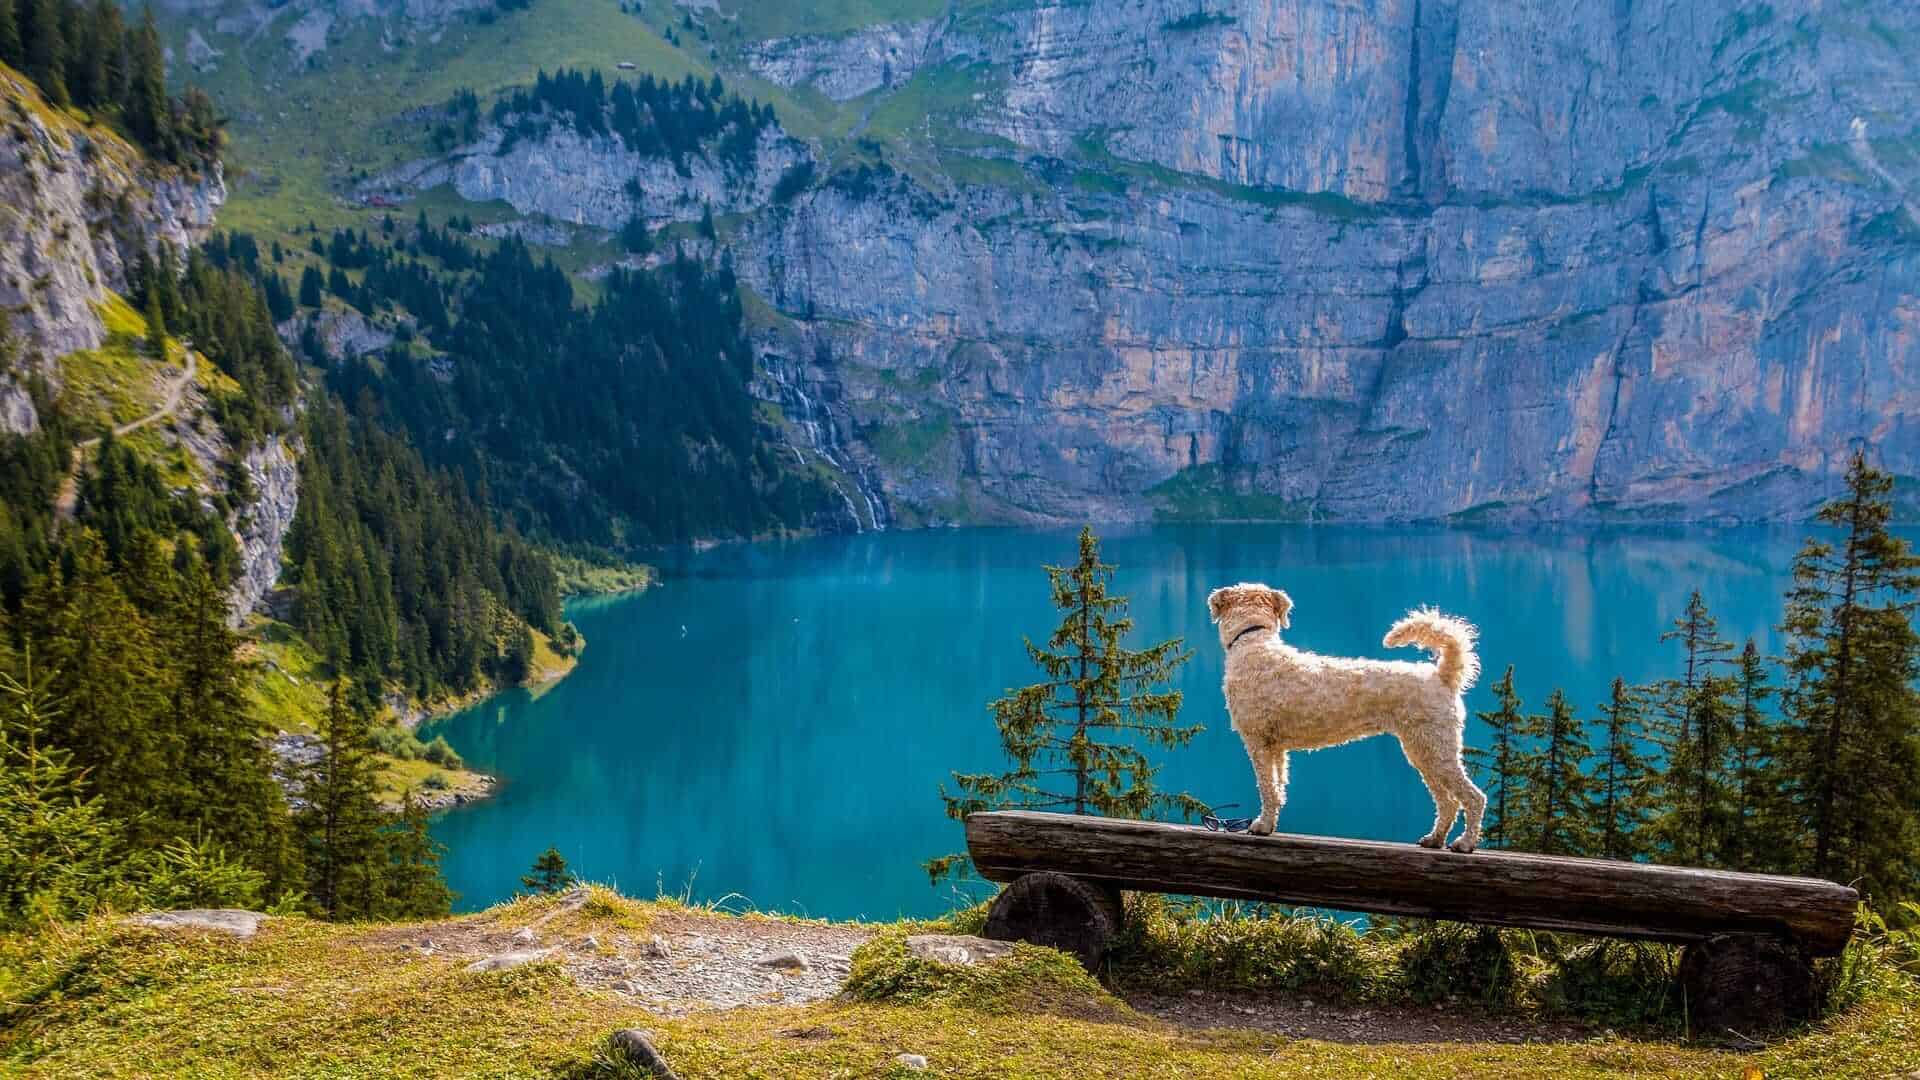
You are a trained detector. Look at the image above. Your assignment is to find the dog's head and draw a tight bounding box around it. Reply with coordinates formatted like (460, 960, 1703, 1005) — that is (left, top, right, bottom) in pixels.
(1207, 583, 1292, 640)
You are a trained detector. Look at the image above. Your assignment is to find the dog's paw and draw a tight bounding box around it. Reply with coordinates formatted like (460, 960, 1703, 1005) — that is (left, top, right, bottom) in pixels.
(1248, 819, 1275, 837)
(1448, 838, 1477, 854)
(1417, 835, 1443, 849)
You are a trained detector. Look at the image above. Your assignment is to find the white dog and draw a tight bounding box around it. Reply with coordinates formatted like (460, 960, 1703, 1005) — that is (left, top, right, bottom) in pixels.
(1207, 583, 1487, 853)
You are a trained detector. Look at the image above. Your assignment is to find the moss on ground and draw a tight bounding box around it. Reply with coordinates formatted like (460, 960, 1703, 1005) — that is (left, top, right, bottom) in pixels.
(1, 888, 1915, 1078)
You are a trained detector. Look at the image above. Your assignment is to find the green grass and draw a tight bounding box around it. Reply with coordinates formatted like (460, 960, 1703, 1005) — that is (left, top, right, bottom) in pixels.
(547, 552, 655, 597)
(243, 618, 502, 807)
(244, 619, 332, 736)
(1149, 465, 1314, 523)
(57, 294, 179, 434)
(712, 0, 948, 41)
(181, 0, 709, 241)
(3, 889, 1916, 1078)
(864, 411, 953, 467)
(1071, 131, 1386, 222)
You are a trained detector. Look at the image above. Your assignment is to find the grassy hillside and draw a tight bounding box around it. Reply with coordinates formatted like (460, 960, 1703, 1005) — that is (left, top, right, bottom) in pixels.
(2, 888, 1916, 1078)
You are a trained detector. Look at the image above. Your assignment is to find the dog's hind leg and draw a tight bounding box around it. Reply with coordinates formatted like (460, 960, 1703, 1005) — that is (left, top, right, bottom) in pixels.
(1246, 743, 1287, 837)
(1445, 760, 1489, 854)
(1400, 738, 1462, 850)
(1412, 764, 1458, 850)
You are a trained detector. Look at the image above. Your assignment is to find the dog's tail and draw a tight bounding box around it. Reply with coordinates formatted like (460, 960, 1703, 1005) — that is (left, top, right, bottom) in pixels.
(1383, 608, 1480, 692)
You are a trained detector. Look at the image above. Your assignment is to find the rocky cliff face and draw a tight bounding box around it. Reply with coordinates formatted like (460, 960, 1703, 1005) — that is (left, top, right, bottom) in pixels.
(733, 0, 1919, 523)
(230, 434, 300, 623)
(208, 0, 1920, 524)
(376, 123, 808, 231)
(1, 65, 298, 617)
(0, 67, 226, 433)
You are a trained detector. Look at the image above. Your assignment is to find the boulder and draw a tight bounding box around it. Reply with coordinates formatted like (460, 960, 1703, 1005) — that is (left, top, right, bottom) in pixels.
(464, 948, 555, 974)
(128, 910, 268, 939)
(904, 934, 1016, 966)
(760, 948, 810, 971)
(609, 1028, 681, 1079)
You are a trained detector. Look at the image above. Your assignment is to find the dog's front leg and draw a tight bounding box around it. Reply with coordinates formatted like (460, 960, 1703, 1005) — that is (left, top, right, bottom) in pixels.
(1246, 745, 1288, 837)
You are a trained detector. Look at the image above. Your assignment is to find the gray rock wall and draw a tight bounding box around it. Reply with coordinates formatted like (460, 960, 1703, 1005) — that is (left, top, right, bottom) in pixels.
(0, 69, 226, 433)
(732, 0, 1919, 523)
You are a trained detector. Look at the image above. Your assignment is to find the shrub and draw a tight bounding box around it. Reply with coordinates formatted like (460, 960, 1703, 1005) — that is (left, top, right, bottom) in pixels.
(1386, 920, 1523, 1005)
(844, 931, 1113, 1015)
(1108, 896, 1384, 999)
(422, 736, 463, 769)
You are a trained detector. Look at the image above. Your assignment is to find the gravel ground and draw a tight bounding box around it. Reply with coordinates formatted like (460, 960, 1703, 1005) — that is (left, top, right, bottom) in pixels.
(1127, 989, 1600, 1045)
(381, 892, 874, 1017)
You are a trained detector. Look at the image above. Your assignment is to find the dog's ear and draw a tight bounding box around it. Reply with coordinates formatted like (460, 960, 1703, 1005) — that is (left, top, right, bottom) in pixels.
(1206, 586, 1234, 623)
(1266, 588, 1293, 629)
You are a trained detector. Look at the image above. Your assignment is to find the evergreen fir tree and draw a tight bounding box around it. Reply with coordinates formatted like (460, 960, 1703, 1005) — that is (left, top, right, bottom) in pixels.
(1778, 452, 1920, 902)
(1513, 688, 1595, 855)
(298, 265, 324, 308)
(1646, 590, 1738, 865)
(521, 846, 574, 895)
(125, 4, 169, 153)
(34, 530, 172, 844)
(165, 552, 296, 888)
(23, 0, 68, 106)
(930, 527, 1201, 880)
(1465, 665, 1525, 849)
(0, 0, 23, 70)
(382, 791, 454, 918)
(1726, 639, 1782, 872)
(297, 680, 388, 919)
(0, 660, 126, 928)
(143, 282, 168, 358)
(1591, 677, 1654, 860)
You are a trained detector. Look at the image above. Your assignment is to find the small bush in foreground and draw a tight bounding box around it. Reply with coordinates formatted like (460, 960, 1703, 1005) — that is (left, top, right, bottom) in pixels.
(844, 931, 1114, 1015)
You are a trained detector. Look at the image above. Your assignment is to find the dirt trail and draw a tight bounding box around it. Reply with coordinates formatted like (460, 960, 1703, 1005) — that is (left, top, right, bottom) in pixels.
(54, 349, 198, 523)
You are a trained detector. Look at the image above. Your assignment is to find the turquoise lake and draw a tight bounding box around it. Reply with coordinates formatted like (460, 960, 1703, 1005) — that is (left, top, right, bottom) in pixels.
(424, 524, 1834, 919)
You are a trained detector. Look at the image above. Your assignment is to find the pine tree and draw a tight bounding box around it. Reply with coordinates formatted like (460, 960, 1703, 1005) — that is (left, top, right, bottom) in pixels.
(521, 846, 574, 895)
(929, 527, 1201, 880)
(0, 659, 126, 928)
(1646, 590, 1738, 865)
(1514, 688, 1595, 855)
(0, 0, 22, 70)
(1725, 639, 1782, 872)
(125, 5, 169, 154)
(34, 530, 171, 844)
(298, 265, 324, 308)
(1465, 665, 1525, 849)
(1591, 677, 1655, 860)
(1778, 452, 1920, 902)
(143, 272, 168, 358)
(23, 0, 69, 106)
(297, 680, 389, 919)
(382, 792, 454, 918)
(165, 553, 296, 889)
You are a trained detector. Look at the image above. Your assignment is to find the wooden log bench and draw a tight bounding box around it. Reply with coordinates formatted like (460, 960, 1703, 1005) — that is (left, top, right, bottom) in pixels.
(965, 810, 1861, 1034)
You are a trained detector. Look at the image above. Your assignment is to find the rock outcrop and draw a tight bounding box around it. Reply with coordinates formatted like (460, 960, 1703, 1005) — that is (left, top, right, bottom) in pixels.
(374, 123, 808, 231)
(0, 66, 225, 432)
(175, 0, 1920, 524)
(230, 434, 299, 622)
(731, 0, 1920, 523)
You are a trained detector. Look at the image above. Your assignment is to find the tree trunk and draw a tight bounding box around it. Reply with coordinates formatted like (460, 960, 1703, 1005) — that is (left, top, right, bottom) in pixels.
(967, 811, 1857, 955)
(1679, 932, 1815, 1037)
(983, 870, 1125, 971)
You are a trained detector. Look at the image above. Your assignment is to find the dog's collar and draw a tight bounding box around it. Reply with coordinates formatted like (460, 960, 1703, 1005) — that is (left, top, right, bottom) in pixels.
(1228, 624, 1274, 650)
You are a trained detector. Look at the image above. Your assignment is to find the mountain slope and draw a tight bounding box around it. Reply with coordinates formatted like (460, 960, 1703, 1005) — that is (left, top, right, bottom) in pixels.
(159, 0, 1920, 524)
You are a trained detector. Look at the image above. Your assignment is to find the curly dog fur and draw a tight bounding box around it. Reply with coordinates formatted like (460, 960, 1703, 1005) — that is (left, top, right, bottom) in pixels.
(1207, 583, 1488, 853)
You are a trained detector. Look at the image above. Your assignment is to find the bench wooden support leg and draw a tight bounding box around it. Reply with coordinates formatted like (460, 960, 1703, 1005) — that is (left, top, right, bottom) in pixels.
(1679, 932, 1816, 1036)
(983, 871, 1124, 971)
